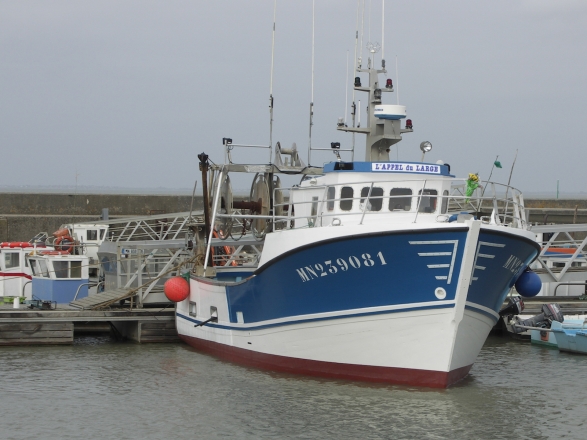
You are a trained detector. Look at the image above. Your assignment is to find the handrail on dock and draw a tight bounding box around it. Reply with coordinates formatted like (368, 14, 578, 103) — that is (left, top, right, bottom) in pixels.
(73, 282, 102, 302)
(554, 282, 587, 297)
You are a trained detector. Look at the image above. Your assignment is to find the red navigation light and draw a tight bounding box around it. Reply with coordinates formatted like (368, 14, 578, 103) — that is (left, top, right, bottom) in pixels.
(406, 119, 413, 129)
(386, 78, 393, 89)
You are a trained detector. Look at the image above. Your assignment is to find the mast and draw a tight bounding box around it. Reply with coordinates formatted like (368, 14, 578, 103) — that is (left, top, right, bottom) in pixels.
(269, 0, 277, 152)
(337, 1, 412, 162)
(308, 0, 315, 165)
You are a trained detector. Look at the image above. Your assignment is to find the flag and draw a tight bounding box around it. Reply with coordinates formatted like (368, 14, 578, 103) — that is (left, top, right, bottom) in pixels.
(494, 160, 502, 168)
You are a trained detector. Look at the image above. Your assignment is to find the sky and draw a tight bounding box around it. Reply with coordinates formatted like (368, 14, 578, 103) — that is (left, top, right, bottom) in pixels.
(1, 0, 587, 196)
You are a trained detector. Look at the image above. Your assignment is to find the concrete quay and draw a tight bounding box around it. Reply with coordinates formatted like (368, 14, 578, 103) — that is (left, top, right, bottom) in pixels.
(0, 306, 178, 346)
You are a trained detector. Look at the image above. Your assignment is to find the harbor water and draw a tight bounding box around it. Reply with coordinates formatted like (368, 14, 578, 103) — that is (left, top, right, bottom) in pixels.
(1, 336, 586, 439)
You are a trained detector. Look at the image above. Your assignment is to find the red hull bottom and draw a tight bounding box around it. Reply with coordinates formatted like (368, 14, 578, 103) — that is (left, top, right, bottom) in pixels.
(179, 334, 472, 388)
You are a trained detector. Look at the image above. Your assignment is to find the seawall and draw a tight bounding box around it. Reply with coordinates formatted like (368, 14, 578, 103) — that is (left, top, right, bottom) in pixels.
(0, 193, 585, 242)
(0, 193, 204, 242)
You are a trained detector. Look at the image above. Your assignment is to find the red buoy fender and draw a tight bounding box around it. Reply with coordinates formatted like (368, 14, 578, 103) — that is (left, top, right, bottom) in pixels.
(164, 277, 190, 302)
(9, 242, 32, 248)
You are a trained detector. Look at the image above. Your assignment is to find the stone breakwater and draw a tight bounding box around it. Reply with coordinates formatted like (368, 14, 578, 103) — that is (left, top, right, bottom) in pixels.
(0, 192, 203, 242)
(0, 193, 585, 242)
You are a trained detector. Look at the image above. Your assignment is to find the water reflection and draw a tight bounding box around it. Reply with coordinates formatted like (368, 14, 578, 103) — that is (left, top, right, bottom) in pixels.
(0, 336, 586, 439)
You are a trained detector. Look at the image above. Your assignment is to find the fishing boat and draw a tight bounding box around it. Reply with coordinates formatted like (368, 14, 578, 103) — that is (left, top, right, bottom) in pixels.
(170, 6, 541, 388)
(0, 223, 107, 302)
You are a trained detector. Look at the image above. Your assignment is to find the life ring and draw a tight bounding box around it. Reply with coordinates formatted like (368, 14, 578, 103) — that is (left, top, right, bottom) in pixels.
(211, 230, 237, 266)
(54, 235, 74, 254)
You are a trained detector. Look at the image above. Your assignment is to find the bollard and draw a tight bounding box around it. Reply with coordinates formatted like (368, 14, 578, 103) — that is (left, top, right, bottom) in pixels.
(13, 297, 20, 309)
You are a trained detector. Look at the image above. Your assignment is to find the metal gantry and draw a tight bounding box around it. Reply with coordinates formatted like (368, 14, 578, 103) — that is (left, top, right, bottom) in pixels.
(530, 223, 587, 285)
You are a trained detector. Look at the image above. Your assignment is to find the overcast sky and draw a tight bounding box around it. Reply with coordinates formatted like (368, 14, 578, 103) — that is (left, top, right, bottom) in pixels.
(2, 0, 586, 195)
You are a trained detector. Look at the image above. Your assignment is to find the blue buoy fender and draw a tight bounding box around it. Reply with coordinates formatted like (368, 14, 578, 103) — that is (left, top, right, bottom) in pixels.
(515, 268, 542, 297)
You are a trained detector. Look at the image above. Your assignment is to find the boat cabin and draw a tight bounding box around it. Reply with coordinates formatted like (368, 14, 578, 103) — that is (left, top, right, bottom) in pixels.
(0, 242, 46, 299)
(291, 161, 454, 228)
(27, 252, 90, 303)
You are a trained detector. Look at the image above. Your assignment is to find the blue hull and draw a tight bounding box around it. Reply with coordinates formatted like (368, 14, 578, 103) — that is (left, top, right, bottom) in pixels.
(221, 227, 539, 325)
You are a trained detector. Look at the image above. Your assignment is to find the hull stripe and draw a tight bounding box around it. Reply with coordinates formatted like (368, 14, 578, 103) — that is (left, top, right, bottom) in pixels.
(0, 272, 32, 280)
(179, 334, 472, 388)
(177, 302, 456, 331)
(464, 302, 500, 321)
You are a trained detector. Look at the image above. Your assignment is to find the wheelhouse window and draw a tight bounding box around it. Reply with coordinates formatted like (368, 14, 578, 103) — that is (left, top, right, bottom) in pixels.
(360, 187, 384, 211)
(39, 260, 49, 278)
(54, 261, 69, 279)
(71, 260, 82, 278)
(53, 260, 84, 279)
(340, 186, 354, 211)
(327, 187, 335, 211)
(30, 260, 38, 276)
(87, 230, 98, 240)
(441, 190, 449, 214)
(100, 229, 106, 239)
(4, 252, 19, 269)
(309, 196, 319, 227)
(389, 188, 413, 211)
(418, 189, 438, 213)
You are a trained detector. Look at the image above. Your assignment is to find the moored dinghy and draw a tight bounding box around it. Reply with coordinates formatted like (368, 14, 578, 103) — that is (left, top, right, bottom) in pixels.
(551, 318, 587, 354)
(172, 5, 540, 388)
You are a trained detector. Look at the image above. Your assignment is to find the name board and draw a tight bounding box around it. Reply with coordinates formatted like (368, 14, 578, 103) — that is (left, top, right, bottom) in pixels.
(121, 248, 142, 255)
(372, 162, 441, 174)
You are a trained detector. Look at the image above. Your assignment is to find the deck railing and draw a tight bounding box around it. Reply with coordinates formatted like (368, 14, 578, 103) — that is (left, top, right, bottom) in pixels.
(205, 177, 528, 271)
(255, 178, 528, 232)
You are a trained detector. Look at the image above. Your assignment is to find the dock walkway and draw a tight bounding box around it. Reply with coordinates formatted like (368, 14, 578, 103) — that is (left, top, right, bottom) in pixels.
(69, 288, 136, 310)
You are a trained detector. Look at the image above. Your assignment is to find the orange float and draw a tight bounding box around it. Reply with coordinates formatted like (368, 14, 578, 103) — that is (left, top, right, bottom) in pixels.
(54, 236, 75, 254)
(164, 277, 190, 302)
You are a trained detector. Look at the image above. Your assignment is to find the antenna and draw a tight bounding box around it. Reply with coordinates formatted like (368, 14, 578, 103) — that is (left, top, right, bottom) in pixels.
(308, 0, 315, 165)
(395, 55, 399, 104)
(351, 0, 360, 156)
(269, 0, 277, 151)
(344, 50, 349, 125)
(381, 0, 385, 66)
(368, 0, 372, 45)
(503, 149, 519, 220)
(359, 0, 365, 68)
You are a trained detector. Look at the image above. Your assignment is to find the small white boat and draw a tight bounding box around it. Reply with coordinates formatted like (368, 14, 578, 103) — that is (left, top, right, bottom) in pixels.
(551, 318, 587, 354)
(530, 316, 587, 348)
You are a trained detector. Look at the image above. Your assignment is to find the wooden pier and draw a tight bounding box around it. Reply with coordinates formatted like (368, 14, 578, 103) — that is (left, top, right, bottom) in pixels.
(519, 296, 587, 315)
(493, 295, 587, 337)
(0, 306, 178, 346)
